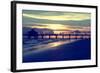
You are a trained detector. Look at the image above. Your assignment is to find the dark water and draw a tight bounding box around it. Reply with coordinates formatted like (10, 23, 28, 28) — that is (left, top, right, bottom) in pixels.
(23, 39, 91, 63)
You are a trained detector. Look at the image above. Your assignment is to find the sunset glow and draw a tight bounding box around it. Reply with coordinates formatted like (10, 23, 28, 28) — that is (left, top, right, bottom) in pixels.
(31, 24, 70, 30)
(45, 24, 69, 30)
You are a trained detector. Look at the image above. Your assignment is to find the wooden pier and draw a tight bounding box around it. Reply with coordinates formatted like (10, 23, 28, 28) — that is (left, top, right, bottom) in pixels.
(33, 33, 90, 39)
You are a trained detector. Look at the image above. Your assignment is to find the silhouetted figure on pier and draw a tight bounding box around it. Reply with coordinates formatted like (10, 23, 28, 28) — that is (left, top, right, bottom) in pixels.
(27, 29, 38, 39)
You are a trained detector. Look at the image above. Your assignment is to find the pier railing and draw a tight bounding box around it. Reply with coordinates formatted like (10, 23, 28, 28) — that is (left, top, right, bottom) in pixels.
(24, 33, 91, 39)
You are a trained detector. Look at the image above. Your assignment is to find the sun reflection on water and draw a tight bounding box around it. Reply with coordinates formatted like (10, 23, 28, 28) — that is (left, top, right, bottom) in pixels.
(48, 41, 68, 49)
(24, 39, 77, 56)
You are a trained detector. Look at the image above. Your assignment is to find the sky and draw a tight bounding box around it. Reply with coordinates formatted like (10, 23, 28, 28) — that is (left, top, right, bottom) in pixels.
(22, 10, 91, 32)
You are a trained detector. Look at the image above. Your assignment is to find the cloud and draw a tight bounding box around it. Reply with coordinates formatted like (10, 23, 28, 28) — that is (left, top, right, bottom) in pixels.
(23, 13, 90, 21)
(26, 23, 90, 31)
(23, 16, 90, 27)
(23, 10, 91, 21)
(22, 10, 91, 29)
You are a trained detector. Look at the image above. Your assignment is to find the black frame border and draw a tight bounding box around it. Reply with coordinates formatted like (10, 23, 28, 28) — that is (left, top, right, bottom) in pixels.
(11, 1, 98, 72)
